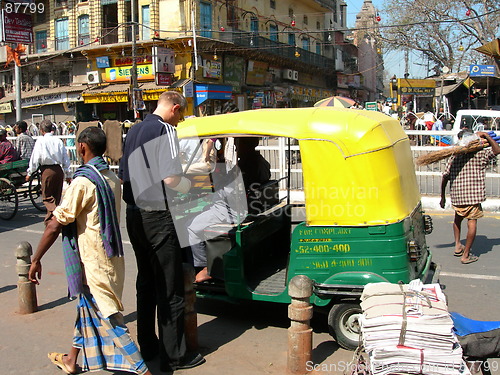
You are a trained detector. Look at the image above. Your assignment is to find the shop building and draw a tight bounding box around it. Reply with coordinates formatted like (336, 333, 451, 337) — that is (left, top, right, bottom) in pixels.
(0, 0, 360, 125)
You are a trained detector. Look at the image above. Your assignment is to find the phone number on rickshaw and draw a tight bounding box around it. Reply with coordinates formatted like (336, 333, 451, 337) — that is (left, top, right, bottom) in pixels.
(297, 244, 351, 254)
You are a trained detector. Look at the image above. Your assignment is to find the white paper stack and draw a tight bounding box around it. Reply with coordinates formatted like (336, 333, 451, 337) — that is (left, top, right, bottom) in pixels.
(359, 280, 469, 375)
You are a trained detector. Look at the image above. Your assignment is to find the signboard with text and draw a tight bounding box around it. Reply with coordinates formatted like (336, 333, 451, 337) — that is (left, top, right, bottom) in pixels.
(103, 64, 154, 82)
(469, 65, 497, 77)
(0, 10, 33, 43)
(155, 72, 173, 86)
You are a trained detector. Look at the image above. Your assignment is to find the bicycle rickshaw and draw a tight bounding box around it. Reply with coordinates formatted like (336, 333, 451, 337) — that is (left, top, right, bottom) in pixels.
(176, 107, 438, 350)
(0, 159, 45, 220)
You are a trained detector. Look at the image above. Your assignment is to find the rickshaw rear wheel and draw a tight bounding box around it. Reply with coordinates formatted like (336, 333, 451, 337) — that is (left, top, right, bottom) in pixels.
(28, 171, 45, 212)
(328, 303, 362, 351)
(0, 177, 19, 220)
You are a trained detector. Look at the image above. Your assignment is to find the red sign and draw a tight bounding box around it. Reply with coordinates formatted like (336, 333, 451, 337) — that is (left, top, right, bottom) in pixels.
(1, 10, 33, 44)
(155, 73, 173, 86)
(114, 56, 152, 66)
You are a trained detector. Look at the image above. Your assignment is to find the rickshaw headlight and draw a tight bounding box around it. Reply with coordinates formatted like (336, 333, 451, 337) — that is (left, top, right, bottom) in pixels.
(408, 240, 421, 262)
(423, 215, 433, 235)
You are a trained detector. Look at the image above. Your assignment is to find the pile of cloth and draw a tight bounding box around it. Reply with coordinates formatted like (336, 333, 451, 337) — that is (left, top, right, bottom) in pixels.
(359, 280, 470, 375)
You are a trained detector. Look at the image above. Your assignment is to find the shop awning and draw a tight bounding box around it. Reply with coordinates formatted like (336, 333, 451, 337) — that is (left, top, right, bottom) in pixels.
(434, 80, 466, 96)
(82, 83, 130, 104)
(475, 39, 500, 58)
(194, 84, 232, 106)
(0, 85, 86, 109)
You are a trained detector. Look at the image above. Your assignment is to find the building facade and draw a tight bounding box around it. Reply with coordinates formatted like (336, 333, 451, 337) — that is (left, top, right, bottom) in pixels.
(352, 0, 384, 102)
(0, 0, 360, 125)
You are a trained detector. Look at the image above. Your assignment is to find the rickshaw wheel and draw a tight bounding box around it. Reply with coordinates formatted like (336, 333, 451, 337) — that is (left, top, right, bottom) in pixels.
(28, 171, 45, 212)
(328, 303, 362, 351)
(0, 178, 19, 220)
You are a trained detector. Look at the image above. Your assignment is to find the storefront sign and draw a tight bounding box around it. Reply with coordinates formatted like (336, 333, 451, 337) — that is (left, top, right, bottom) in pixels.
(113, 56, 153, 67)
(96, 56, 110, 68)
(195, 84, 232, 106)
(21, 92, 67, 108)
(365, 102, 378, 111)
(155, 72, 173, 86)
(0, 102, 12, 113)
(246, 60, 268, 86)
(399, 87, 435, 95)
(0, 10, 33, 44)
(202, 59, 221, 79)
(224, 55, 245, 93)
(469, 65, 496, 77)
(103, 64, 154, 82)
(83, 93, 128, 104)
(153, 47, 175, 74)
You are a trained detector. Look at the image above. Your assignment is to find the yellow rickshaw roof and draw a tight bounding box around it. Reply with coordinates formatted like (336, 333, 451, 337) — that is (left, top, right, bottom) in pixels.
(177, 107, 405, 158)
(177, 107, 421, 226)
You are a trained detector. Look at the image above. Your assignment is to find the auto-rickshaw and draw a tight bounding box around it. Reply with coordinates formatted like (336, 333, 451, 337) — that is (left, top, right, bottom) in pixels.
(176, 107, 438, 350)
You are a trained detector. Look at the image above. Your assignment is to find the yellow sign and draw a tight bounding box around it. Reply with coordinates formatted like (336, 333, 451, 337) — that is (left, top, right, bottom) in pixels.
(103, 64, 155, 83)
(83, 89, 165, 104)
(398, 78, 435, 88)
(0, 102, 12, 113)
(463, 77, 475, 89)
(83, 93, 128, 104)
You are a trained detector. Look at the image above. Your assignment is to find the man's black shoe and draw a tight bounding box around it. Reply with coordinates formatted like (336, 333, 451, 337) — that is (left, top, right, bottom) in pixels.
(174, 353, 206, 370)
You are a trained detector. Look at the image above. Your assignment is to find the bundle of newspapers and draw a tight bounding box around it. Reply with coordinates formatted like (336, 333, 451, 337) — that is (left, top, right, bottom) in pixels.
(359, 280, 469, 375)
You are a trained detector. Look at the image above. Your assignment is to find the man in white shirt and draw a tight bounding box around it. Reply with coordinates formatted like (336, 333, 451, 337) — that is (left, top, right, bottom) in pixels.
(26, 119, 71, 224)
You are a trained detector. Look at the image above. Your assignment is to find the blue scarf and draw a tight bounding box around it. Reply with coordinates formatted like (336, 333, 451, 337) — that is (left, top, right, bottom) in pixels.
(62, 156, 123, 298)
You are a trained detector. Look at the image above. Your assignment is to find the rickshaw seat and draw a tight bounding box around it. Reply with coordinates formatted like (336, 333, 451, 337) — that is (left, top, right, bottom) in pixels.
(203, 204, 290, 279)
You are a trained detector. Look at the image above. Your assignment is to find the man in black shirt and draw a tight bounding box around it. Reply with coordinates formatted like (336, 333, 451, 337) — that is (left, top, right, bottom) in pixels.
(119, 91, 204, 371)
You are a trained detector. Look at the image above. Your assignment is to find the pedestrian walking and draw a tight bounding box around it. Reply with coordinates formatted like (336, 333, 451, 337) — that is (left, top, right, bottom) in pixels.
(26, 119, 71, 223)
(28, 127, 152, 375)
(13, 120, 35, 160)
(119, 91, 205, 372)
(440, 130, 500, 264)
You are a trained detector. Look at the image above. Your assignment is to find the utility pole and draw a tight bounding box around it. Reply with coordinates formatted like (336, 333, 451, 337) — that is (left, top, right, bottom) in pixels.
(130, 0, 138, 118)
(15, 62, 22, 122)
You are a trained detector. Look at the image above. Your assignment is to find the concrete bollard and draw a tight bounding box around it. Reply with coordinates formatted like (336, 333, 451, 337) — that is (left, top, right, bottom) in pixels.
(15, 241, 38, 314)
(287, 275, 313, 374)
(183, 263, 198, 351)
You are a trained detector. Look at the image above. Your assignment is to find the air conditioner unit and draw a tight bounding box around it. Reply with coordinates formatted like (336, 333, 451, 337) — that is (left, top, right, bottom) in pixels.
(283, 69, 294, 80)
(87, 71, 100, 84)
(293, 70, 299, 81)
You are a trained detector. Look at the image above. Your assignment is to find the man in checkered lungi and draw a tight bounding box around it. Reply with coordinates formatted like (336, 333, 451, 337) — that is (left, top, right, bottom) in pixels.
(440, 130, 500, 265)
(28, 127, 152, 375)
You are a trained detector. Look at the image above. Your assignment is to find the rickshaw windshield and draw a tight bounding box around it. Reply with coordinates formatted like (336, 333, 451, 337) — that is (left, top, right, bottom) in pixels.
(177, 107, 421, 226)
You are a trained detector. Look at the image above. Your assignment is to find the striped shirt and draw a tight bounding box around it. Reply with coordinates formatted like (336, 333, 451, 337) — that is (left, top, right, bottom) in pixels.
(443, 148, 496, 205)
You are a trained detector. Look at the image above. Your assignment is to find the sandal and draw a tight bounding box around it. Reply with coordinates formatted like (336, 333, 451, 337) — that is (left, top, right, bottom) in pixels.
(48, 352, 76, 374)
(454, 245, 465, 257)
(461, 255, 479, 264)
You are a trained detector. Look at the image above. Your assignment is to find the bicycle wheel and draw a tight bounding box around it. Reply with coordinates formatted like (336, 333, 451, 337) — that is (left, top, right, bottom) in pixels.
(0, 178, 19, 220)
(28, 171, 45, 212)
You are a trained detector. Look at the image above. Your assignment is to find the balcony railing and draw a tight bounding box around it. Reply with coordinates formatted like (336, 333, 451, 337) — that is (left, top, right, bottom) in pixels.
(101, 27, 118, 44)
(231, 32, 335, 70)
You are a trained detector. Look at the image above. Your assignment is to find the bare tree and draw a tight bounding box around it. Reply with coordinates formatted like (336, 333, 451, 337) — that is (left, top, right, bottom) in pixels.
(378, 0, 499, 74)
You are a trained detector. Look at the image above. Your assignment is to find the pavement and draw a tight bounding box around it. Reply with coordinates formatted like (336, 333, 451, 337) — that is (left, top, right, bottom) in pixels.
(0, 201, 350, 375)
(2, 196, 500, 375)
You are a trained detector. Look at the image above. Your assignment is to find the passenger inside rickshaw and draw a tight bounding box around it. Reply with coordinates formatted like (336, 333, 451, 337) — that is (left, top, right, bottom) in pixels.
(178, 136, 287, 284)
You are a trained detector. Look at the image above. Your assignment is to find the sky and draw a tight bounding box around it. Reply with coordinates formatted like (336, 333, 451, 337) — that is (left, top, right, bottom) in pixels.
(345, 0, 428, 79)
